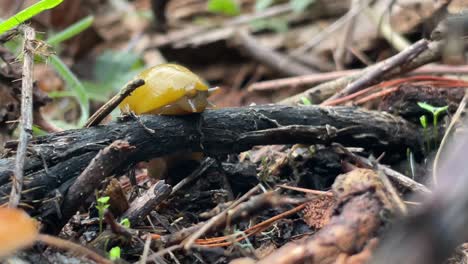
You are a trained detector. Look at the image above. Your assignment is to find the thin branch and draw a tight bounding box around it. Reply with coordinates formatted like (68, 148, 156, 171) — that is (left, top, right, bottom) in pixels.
(248, 64, 468, 92)
(84, 79, 145, 128)
(182, 185, 261, 249)
(9, 25, 35, 208)
(433, 90, 468, 184)
(232, 30, 316, 76)
(322, 39, 429, 104)
(280, 39, 443, 105)
(37, 234, 112, 264)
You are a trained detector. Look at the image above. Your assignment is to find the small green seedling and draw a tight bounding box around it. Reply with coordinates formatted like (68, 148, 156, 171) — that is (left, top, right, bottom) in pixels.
(109, 246, 121, 261)
(419, 115, 429, 153)
(417, 102, 448, 148)
(300, 96, 313, 105)
(96, 196, 110, 233)
(120, 218, 131, 228)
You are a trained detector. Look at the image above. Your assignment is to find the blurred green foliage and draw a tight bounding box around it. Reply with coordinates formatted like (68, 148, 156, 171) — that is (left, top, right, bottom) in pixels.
(251, 0, 315, 32)
(207, 0, 241, 16)
(82, 50, 145, 102)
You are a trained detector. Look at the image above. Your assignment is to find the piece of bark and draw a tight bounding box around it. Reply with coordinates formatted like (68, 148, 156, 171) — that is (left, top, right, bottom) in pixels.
(122, 180, 172, 225)
(40, 140, 135, 233)
(104, 178, 129, 217)
(252, 169, 395, 264)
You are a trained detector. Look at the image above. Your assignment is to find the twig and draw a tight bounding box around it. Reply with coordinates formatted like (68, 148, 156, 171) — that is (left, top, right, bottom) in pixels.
(9, 25, 35, 208)
(290, 1, 368, 56)
(182, 185, 261, 249)
(196, 203, 307, 247)
(147, 244, 183, 262)
(139, 235, 152, 264)
(433, 90, 468, 184)
(232, 30, 315, 76)
(37, 234, 112, 264)
(248, 64, 468, 92)
(333, 143, 430, 194)
(365, 7, 410, 51)
(334, 0, 360, 70)
(280, 39, 443, 105)
(248, 69, 358, 92)
(277, 184, 334, 196)
(322, 39, 429, 104)
(170, 157, 215, 195)
(122, 180, 172, 224)
(84, 79, 145, 128)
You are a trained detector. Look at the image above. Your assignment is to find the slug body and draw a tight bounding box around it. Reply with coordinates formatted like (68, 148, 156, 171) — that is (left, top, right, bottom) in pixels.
(119, 64, 216, 181)
(119, 64, 210, 115)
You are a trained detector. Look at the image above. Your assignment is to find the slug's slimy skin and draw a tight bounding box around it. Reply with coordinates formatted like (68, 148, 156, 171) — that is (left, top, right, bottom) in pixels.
(119, 64, 217, 181)
(119, 64, 211, 115)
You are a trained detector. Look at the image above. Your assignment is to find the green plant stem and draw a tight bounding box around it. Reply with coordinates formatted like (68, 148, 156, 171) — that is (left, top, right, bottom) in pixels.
(48, 55, 89, 127)
(46, 15, 94, 46)
(423, 127, 429, 154)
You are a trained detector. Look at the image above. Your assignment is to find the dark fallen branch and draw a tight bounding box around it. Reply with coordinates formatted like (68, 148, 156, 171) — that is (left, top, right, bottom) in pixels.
(0, 105, 421, 226)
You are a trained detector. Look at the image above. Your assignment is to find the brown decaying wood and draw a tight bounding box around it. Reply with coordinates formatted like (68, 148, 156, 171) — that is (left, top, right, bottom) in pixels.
(122, 180, 172, 224)
(55, 140, 135, 233)
(369, 117, 468, 264)
(251, 169, 392, 264)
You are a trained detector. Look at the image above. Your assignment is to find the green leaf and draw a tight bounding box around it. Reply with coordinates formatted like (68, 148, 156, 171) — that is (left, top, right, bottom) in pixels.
(32, 125, 48, 136)
(85, 50, 145, 101)
(417, 102, 436, 114)
(255, 0, 274, 11)
(109, 246, 121, 261)
(434, 105, 449, 117)
(300, 96, 312, 105)
(97, 196, 110, 204)
(419, 115, 427, 129)
(0, 0, 63, 35)
(48, 55, 89, 127)
(120, 218, 131, 228)
(207, 0, 240, 16)
(290, 0, 315, 13)
(418, 101, 448, 117)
